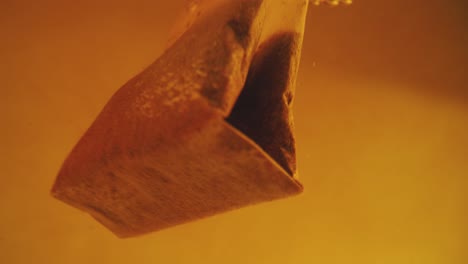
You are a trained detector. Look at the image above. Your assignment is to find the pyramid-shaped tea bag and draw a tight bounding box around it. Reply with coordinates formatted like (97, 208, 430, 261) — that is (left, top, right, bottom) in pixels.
(52, 0, 310, 237)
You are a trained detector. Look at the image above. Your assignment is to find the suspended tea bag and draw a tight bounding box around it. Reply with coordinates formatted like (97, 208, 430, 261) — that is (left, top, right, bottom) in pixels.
(52, 0, 312, 238)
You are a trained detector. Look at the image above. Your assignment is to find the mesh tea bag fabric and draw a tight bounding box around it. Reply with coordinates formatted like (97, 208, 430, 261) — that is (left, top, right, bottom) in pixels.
(52, 0, 315, 238)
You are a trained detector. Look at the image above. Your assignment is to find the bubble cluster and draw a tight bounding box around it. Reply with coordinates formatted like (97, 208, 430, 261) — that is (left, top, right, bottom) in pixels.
(312, 0, 353, 6)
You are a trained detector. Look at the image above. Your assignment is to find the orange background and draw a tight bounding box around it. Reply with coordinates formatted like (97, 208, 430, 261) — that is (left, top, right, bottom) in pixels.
(1, 0, 467, 263)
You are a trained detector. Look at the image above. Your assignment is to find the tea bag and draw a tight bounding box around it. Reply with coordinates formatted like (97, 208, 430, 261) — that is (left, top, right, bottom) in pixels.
(52, 0, 311, 238)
